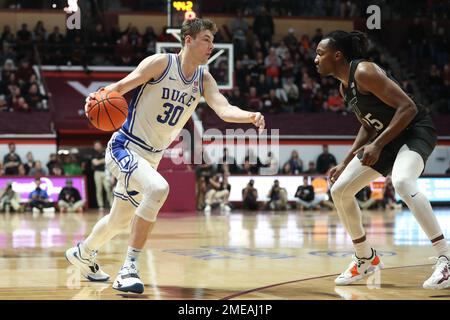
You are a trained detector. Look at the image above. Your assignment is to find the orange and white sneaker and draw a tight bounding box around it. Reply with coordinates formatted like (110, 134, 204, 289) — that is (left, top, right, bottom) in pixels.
(423, 255, 450, 290)
(335, 249, 384, 286)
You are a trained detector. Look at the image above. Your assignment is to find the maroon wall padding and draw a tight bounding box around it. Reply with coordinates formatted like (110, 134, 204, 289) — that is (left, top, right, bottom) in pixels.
(159, 171, 196, 212)
(0, 112, 52, 134)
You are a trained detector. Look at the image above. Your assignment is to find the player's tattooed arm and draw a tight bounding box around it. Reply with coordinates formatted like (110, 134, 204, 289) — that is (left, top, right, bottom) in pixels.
(202, 70, 265, 133)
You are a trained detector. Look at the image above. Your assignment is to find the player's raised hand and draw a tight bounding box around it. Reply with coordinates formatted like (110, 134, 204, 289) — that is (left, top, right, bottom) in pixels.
(251, 112, 265, 134)
(84, 88, 105, 115)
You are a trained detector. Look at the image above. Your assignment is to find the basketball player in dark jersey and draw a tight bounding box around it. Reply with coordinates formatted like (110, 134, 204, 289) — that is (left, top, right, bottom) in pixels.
(315, 30, 450, 289)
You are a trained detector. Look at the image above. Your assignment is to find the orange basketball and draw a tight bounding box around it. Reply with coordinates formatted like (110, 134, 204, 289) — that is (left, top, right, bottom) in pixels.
(86, 90, 128, 132)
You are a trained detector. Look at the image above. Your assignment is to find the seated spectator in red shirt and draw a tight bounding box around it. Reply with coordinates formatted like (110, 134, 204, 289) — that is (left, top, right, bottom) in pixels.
(325, 89, 344, 112)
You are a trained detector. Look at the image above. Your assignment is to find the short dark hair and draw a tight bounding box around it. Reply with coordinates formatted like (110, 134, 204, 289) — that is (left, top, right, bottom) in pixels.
(180, 18, 217, 47)
(323, 30, 368, 62)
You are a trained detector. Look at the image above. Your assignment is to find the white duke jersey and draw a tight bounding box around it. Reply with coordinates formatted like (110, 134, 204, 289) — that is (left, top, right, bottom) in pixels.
(119, 53, 204, 152)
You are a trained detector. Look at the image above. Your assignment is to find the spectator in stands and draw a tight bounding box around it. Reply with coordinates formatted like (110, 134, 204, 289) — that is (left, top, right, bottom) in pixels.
(23, 151, 35, 175)
(46, 153, 59, 174)
(242, 179, 258, 210)
(33, 20, 47, 41)
(244, 149, 263, 174)
(263, 151, 279, 174)
(47, 26, 64, 45)
(356, 185, 377, 210)
(28, 177, 54, 214)
(115, 34, 133, 66)
(90, 23, 110, 48)
(304, 161, 318, 174)
(286, 150, 303, 174)
(247, 86, 263, 112)
(316, 144, 337, 174)
(311, 28, 323, 47)
(265, 47, 281, 81)
(271, 77, 288, 104)
(16, 23, 33, 53)
(29, 160, 47, 177)
(295, 176, 320, 210)
(253, 5, 274, 44)
(446, 161, 450, 174)
(25, 83, 48, 110)
(280, 162, 292, 175)
(283, 77, 300, 106)
(382, 176, 402, 210)
(241, 159, 255, 175)
(63, 153, 82, 176)
(3, 142, 21, 175)
(92, 141, 111, 210)
(263, 89, 283, 114)
(0, 95, 7, 112)
(325, 89, 345, 113)
(1, 25, 15, 46)
(58, 179, 84, 213)
(12, 96, 30, 112)
(229, 9, 248, 58)
(267, 179, 288, 210)
(283, 28, 299, 52)
(17, 164, 26, 175)
(16, 59, 35, 86)
(0, 181, 22, 213)
(228, 87, 247, 108)
(217, 147, 238, 174)
(204, 172, 232, 213)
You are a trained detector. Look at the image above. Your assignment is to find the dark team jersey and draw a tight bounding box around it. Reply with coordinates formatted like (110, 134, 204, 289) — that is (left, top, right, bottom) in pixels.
(342, 59, 435, 134)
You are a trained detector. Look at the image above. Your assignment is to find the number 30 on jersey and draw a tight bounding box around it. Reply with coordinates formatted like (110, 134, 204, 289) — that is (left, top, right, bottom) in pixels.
(156, 102, 184, 126)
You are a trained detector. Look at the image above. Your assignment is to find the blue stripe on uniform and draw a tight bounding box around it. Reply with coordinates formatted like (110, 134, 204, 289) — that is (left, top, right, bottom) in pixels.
(122, 84, 143, 132)
(113, 191, 139, 207)
(199, 67, 204, 95)
(119, 129, 163, 153)
(128, 84, 147, 133)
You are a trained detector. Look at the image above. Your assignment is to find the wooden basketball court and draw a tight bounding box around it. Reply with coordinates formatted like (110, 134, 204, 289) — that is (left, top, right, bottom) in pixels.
(0, 208, 449, 300)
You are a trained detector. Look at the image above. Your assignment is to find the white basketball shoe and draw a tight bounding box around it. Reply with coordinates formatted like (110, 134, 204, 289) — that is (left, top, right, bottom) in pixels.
(65, 243, 110, 282)
(335, 249, 384, 285)
(112, 262, 144, 294)
(423, 255, 450, 290)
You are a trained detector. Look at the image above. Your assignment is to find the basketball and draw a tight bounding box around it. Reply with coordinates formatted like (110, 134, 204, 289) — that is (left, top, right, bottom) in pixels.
(86, 90, 128, 132)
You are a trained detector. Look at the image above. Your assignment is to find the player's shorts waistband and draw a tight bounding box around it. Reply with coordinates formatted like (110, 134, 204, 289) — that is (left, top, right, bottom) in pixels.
(116, 129, 164, 153)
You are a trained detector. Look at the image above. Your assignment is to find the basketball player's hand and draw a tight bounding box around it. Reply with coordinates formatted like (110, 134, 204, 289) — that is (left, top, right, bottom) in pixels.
(354, 143, 381, 166)
(251, 112, 265, 134)
(84, 88, 106, 114)
(84, 92, 97, 114)
(329, 162, 347, 184)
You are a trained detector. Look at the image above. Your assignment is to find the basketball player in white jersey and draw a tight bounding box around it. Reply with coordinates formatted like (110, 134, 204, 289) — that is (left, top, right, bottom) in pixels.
(65, 18, 265, 294)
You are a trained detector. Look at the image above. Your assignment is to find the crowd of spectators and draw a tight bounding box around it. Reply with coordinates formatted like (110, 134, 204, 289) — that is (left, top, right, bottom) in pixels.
(0, 141, 114, 214)
(0, 22, 50, 113)
(1, 3, 448, 116)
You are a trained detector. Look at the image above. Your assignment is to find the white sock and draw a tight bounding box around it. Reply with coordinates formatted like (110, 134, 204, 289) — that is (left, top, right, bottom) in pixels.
(354, 241, 373, 259)
(432, 239, 450, 258)
(124, 246, 141, 268)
